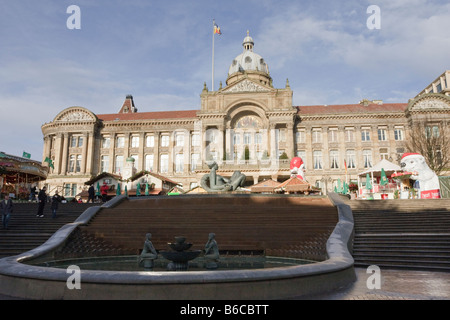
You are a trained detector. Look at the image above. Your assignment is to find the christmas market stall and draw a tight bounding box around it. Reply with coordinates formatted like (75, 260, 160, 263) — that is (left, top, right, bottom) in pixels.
(357, 159, 402, 200)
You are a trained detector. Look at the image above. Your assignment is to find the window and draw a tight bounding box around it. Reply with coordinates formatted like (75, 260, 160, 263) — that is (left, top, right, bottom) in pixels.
(277, 129, 286, 142)
(68, 154, 81, 173)
(396, 148, 405, 162)
(313, 151, 323, 170)
(330, 150, 339, 169)
(102, 137, 110, 148)
(131, 136, 139, 148)
(68, 155, 75, 172)
(328, 129, 338, 143)
(101, 155, 109, 172)
(76, 155, 82, 172)
(244, 132, 251, 144)
(361, 128, 371, 142)
(130, 155, 138, 167)
(394, 127, 404, 141)
(176, 133, 184, 147)
(64, 184, 77, 197)
(297, 150, 306, 167)
(233, 133, 240, 145)
(70, 136, 77, 148)
(379, 148, 389, 160)
(363, 150, 373, 168)
(255, 133, 262, 145)
(78, 137, 83, 148)
(432, 126, 440, 137)
(378, 128, 387, 141)
(145, 154, 154, 171)
(146, 135, 154, 147)
(191, 153, 200, 171)
(115, 155, 124, 173)
(116, 136, 125, 148)
(209, 151, 218, 161)
(161, 135, 169, 147)
(345, 128, 355, 142)
(160, 154, 169, 173)
(312, 129, 322, 143)
(207, 130, 217, 144)
(296, 130, 306, 144)
(191, 133, 200, 147)
(346, 150, 356, 169)
(175, 154, 184, 173)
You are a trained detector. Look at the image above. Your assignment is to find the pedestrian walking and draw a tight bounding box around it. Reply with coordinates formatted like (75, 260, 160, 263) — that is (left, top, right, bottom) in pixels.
(51, 191, 61, 219)
(36, 186, 47, 217)
(88, 184, 95, 203)
(1, 194, 13, 229)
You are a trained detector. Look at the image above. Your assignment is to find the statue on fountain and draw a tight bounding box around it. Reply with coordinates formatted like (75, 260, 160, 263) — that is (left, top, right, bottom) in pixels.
(204, 233, 219, 269)
(138, 233, 158, 269)
(200, 161, 246, 192)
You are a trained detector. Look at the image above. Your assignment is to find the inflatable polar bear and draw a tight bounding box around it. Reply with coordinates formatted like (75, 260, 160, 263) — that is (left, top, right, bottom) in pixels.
(400, 153, 441, 199)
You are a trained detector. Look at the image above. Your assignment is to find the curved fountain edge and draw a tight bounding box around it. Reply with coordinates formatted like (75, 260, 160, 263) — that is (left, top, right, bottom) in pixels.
(0, 193, 356, 299)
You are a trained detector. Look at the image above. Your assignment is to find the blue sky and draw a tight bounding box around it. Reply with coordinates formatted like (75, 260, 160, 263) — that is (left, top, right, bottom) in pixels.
(1, 0, 449, 161)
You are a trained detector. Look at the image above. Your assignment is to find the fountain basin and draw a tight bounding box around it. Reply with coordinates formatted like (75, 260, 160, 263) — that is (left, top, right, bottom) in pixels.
(0, 193, 356, 300)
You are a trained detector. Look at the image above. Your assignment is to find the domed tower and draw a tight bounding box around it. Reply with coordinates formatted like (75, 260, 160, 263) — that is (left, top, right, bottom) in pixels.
(226, 31, 272, 87)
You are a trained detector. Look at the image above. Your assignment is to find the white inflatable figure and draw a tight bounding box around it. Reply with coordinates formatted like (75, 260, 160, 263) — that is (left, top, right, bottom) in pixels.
(400, 152, 441, 199)
(290, 157, 306, 180)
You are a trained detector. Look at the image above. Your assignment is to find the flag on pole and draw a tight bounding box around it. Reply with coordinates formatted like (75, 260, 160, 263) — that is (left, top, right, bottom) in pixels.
(22, 151, 31, 159)
(214, 22, 222, 35)
(344, 159, 348, 174)
(44, 157, 54, 169)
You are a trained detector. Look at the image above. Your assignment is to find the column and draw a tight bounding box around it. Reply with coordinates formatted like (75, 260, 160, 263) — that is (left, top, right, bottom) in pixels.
(218, 125, 224, 163)
(60, 133, 69, 175)
(138, 132, 145, 172)
(81, 132, 89, 173)
(286, 123, 294, 159)
(184, 129, 190, 174)
(168, 131, 174, 175)
(108, 132, 116, 173)
(54, 134, 63, 174)
(85, 132, 94, 174)
(154, 131, 160, 172)
(225, 127, 232, 161)
(42, 135, 51, 164)
(269, 124, 277, 161)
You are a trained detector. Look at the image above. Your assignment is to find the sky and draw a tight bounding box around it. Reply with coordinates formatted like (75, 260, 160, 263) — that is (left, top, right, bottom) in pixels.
(1, 0, 449, 161)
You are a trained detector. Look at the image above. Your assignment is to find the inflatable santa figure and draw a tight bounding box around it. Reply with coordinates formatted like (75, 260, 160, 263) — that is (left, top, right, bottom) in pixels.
(400, 152, 441, 199)
(290, 157, 306, 180)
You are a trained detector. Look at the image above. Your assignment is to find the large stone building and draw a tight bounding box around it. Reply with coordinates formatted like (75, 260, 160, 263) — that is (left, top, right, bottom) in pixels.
(40, 33, 450, 197)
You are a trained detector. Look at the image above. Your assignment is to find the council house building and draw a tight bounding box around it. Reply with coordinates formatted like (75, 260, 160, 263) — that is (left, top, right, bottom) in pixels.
(40, 33, 450, 198)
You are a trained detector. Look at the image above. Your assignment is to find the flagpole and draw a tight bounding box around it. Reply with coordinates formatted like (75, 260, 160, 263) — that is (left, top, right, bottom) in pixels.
(212, 19, 215, 91)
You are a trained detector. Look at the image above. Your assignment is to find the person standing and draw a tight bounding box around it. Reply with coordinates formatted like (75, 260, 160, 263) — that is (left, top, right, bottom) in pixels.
(88, 184, 95, 203)
(1, 194, 13, 229)
(51, 191, 61, 219)
(100, 182, 109, 203)
(36, 186, 47, 217)
(30, 185, 36, 202)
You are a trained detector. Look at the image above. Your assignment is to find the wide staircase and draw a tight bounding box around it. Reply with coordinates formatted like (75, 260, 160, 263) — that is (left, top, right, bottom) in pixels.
(57, 195, 339, 261)
(0, 202, 98, 258)
(348, 198, 450, 272)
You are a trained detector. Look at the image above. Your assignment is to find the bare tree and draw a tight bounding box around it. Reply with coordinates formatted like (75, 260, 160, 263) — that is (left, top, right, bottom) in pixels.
(405, 119, 450, 175)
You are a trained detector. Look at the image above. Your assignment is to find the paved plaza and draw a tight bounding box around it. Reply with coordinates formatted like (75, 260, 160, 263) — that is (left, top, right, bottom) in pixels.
(305, 267, 450, 300)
